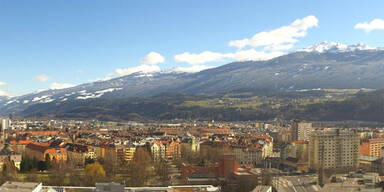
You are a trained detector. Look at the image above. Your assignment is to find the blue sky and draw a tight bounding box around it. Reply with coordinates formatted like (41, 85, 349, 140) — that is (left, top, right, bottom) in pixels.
(1, 0, 384, 96)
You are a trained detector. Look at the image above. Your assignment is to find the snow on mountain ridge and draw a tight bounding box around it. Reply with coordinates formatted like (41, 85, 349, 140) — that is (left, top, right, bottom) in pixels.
(301, 41, 381, 53)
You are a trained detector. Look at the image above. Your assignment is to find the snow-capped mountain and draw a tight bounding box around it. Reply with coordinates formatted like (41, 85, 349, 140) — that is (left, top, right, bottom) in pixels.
(1, 42, 384, 115)
(301, 41, 381, 53)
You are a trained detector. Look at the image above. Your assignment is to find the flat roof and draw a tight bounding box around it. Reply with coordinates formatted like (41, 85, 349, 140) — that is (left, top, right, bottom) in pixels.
(0, 181, 41, 192)
(252, 185, 272, 192)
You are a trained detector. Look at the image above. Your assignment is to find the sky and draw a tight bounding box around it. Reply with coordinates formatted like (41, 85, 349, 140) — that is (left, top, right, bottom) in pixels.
(1, 0, 384, 96)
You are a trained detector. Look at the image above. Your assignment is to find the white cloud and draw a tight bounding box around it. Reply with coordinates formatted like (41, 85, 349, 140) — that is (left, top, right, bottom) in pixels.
(50, 82, 75, 90)
(174, 49, 286, 66)
(110, 52, 165, 77)
(174, 51, 230, 65)
(230, 49, 286, 61)
(229, 15, 318, 50)
(263, 44, 294, 51)
(140, 51, 165, 65)
(0, 90, 8, 96)
(0, 82, 6, 86)
(173, 15, 317, 67)
(355, 18, 384, 32)
(171, 65, 215, 73)
(114, 64, 161, 76)
(35, 74, 50, 82)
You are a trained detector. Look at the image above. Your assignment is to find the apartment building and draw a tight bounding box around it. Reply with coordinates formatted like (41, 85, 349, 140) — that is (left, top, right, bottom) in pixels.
(291, 120, 312, 141)
(150, 140, 181, 161)
(309, 129, 359, 171)
(359, 138, 384, 157)
(25, 143, 67, 162)
(105, 145, 136, 165)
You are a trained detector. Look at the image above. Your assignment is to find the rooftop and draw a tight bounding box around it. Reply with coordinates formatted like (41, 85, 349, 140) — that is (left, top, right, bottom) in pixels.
(251, 185, 272, 192)
(0, 181, 41, 192)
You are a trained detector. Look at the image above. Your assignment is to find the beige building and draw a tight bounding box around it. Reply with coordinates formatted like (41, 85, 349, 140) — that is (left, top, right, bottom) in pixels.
(291, 120, 312, 141)
(232, 146, 263, 166)
(309, 130, 359, 171)
(105, 145, 136, 165)
(116, 145, 136, 164)
(359, 138, 384, 157)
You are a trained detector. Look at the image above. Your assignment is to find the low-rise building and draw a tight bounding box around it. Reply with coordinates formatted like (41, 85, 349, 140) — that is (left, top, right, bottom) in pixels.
(251, 185, 272, 192)
(25, 143, 67, 162)
(0, 151, 21, 171)
(359, 138, 384, 157)
(232, 146, 262, 166)
(322, 172, 381, 192)
(105, 145, 136, 165)
(150, 141, 166, 161)
(0, 181, 42, 192)
(65, 143, 90, 167)
(150, 140, 181, 161)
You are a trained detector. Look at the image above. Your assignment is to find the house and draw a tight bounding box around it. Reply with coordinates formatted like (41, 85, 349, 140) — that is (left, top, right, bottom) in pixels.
(25, 143, 67, 162)
(164, 140, 181, 160)
(0, 151, 21, 171)
(65, 143, 90, 167)
(150, 140, 181, 161)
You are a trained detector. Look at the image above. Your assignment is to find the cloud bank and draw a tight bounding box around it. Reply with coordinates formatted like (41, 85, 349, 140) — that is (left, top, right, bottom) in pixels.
(50, 82, 75, 90)
(229, 15, 318, 50)
(355, 18, 384, 32)
(173, 15, 318, 69)
(103, 15, 318, 79)
(111, 52, 165, 78)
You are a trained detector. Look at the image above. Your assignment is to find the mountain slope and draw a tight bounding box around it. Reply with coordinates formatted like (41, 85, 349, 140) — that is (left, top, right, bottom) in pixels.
(15, 89, 384, 122)
(287, 90, 384, 121)
(1, 42, 384, 115)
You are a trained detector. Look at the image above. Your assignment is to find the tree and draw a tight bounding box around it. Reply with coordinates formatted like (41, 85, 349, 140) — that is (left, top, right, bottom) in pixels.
(20, 156, 37, 172)
(46, 160, 74, 186)
(180, 143, 196, 164)
(37, 161, 46, 172)
(102, 150, 117, 177)
(85, 158, 95, 165)
(154, 159, 169, 180)
(2, 159, 17, 181)
(127, 147, 153, 186)
(84, 162, 106, 186)
(45, 154, 51, 170)
(236, 176, 259, 192)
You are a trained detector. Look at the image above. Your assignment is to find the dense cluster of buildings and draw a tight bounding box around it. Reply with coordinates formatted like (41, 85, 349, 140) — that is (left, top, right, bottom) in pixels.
(1, 118, 384, 191)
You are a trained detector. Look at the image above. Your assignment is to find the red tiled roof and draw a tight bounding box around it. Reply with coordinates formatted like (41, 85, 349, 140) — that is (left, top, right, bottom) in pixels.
(18, 131, 64, 136)
(10, 140, 33, 145)
(369, 138, 384, 144)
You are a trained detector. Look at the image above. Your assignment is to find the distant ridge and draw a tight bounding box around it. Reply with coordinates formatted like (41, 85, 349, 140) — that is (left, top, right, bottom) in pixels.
(1, 42, 384, 115)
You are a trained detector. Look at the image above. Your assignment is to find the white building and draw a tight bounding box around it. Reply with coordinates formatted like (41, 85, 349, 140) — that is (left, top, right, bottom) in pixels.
(309, 129, 359, 171)
(291, 120, 312, 141)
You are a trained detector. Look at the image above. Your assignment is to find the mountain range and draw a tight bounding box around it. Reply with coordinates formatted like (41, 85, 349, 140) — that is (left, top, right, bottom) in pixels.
(1, 42, 384, 120)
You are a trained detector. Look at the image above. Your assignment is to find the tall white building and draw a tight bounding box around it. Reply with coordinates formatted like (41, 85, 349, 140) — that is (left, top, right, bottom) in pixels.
(1, 118, 10, 130)
(291, 120, 312, 141)
(0, 118, 11, 141)
(309, 129, 359, 171)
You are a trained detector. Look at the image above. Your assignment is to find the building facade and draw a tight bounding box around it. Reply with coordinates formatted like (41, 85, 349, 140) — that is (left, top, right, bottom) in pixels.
(309, 130, 359, 171)
(25, 143, 67, 162)
(359, 138, 384, 157)
(291, 120, 312, 141)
